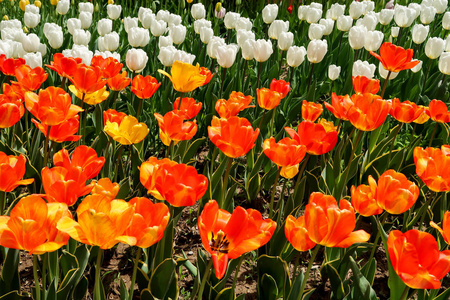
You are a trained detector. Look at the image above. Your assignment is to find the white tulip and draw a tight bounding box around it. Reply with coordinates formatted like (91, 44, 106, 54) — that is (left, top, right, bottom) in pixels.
(169, 24, 186, 45)
(224, 12, 240, 29)
(433, 0, 448, 14)
(425, 37, 445, 59)
(391, 27, 400, 37)
(24, 52, 42, 68)
(306, 7, 323, 24)
(207, 36, 226, 59)
(328, 3, 345, 20)
(298, 6, 309, 21)
(158, 45, 177, 67)
(262, 4, 278, 24)
(364, 30, 384, 52)
(97, 19, 112, 36)
(24, 11, 40, 29)
(379, 9, 394, 25)
(278, 31, 294, 51)
(287, 46, 307, 67)
(253, 39, 273, 62)
(328, 64, 341, 80)
(79, 12, 92, 29)
(67, 18, 81, 35)
(235, 17, 252, 31)
(353, 60, 376, 78)
(378, 62, 399, 79)
(408, 3, 422, 19)
(156, 10, 170, 23)
(216, 44, 238, 68)
(79, 2, 93, 13)
(56, 0, 70, 15)
(173, 50, 195, 65)
(309, 23, 325, 40)
(241, 39, 255, 60)
(194, 19, 211, 34)
(438, 52, 450, 74)
(268, 20, 289, 40)
(21, 33, 40, 53)
(200, 27, 214, 44)
(307, 39, 327, 63)
(420, 6, 436, 24)
(319, 19, 334, 35)
(126, 48, 148, 72)
(159, 35, 172, 49)
(443, 12, 450, 30)
(168, 14, 182, 27)
(24, 5, 39, 14)
(107, 4, 121, 20)
(236, 29, 255, 47)
(337, 15, 353, 31)
(73, 29, 91, 46)
(412, 24, 429, 44)
(150, 20, 167, 37)
(124, 17, 138, 33)
(310, 2, 323, 10)
(140, 11, 155, 29)
(191, 3, 206, 20)
(359, 12, 378, 31)
(44, 23, 63, 49)
(411, 59, 423, 73)
(138, 7, 152, 24)
(349, 1, 364, 19)
(128, 27, 150, 48)
(349, 26, 367, 50)
(394, 5, 415, 27)
(101, 32, 119, 52)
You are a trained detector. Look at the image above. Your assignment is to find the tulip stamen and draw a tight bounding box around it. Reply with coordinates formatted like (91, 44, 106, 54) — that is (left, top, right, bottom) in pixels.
(209, 231, 230, 254)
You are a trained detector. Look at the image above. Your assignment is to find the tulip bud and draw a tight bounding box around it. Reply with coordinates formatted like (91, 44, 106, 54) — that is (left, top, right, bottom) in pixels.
(391, 26, 400, 37)
(156, 10, 170, 23)
(412, 24, 429, 45)
(19, 0, 29, 11)
(364, 30, 384, 52)
(328, 64, 341, 80)
(191, 3, 206, 20)
(158, 35, 172, 49)
(207, 36, 225, 59)
(268, 20, 289, 40)
(173, 50, 195, 65)
(235, 17, 252, 31)
(124, 17, 138, 33)
(79, 12, 92, 29)
(394, 5, 415, 27)
(241, 39, 255, 60)
(168, 14, 182, 27)
(378, 62, 399, 79)
(158, 45, 176, 67)
(73, 29, 91, 46)
(386, 0, 394, 9)
(97, 18, 112, 36)
(56, 0, 69, 15)
(150, 19, 167, 37)
(319, 18, 334, 36)
(67, 18, 81, 35)
(21, 32, 40, 52)
(262, 4, 278, 24)
(194, 19, 211, 34)
(443, 12, 450, 30)
(420, 6, 436, 25)
(215, 7, 226, 19)
(50, 0, 58, 5)
(353, 60, 376, 78)
(337, 15, 352, 31)
(253, 39, 273, 62)
(306, 7, 322, 24)
(411, 59, 422, 73)
(349, 1, 364, 20)
(379, 9, 394, 25)
(169, 24, 186, 45)
(308, 23, 325, 40)
(215, 2, 222, 12)
(329, 3, 345, 20)
(287, 46, 307, 67)
(79, 2, 93, 13)
(34, 1, 41, 8)
(224, 12, 240, 29)
(349, 25, 367, 50)
(24, 11, 40, 29)
(278, 31, 293, 51)
(216, 44, 238, 68)
(23, 51, 42, 68)
(425, 37, 445, 59)
(200, 27, 214, 44)
(307, 39, 327, 63)
(236, 29, 255, 47)
(438, 52, 450, 75)
(126, 48, 148, 72)
(128, 27, 150, 48)
(107, 4, 121, 20)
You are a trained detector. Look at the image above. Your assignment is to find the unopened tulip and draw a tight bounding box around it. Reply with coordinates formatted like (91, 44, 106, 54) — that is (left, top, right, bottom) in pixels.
(215, 7, 226, 19)
(391, 26, 400, 37)
(191, 3, 206, 20)
(56, 0, 69, 15)
(412, 24, 429, 44)
(128, 27, 150, 48)
(278, 31, 293, 51)
(97, 19, 112, 36)
(426, 37, 445, 59)
(287, 45, 306, 67)
(307, 39, 327, 63)
(421, 6, 436, 24)
(268, 20, 289, 39)
(241, 39, 255, 60)
(126, 48, 148, 73)
(306, 7, 322, 24)
(328, 64, 341, 80)
(379, 9, 394, 25)
(216, 45, 238, 68)
(319, 18, 334, 35)
(158, 46, 176, 67)
(443, 12, 450, 30)
(79, 11, 92, 29)
(224, 12, 240, 29)
(107, 4, 121, 20)
(349, 1, 364, 19)
(169, 24, 186, 45)
(394, 5, 415, 27)
(439, 52, 450, 75)
(194, 19, 211, 34)
(337, 15, 353, 31)
(349, 26, 367, 50)
(328, 3, 345, 20)
(308, 23, 325, 40)
(353, 60, 376, 78)
(124, 17, 138, 33)
(73, 29, 91, 46)
(253, 39, 273, 62)
(364, 30, 384, 52)
(262, 4, 278, 24)
(200, 27, 214, 44)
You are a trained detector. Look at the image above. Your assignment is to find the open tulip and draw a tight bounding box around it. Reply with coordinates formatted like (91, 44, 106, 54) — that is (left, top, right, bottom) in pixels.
(158, 61, 206, 93)
(428, 99, 450, 123)
(263, 137, 306, 172)
(390, 99, 424, 123)
(104, 115, 149, 145)
(430, 211, 450, 244)
(370, 42, 420, 73)
(285, 120, 338, 155)
(68, 64, 107, 95)
(208, 116, 259, 158)
(352, 75, 380, 94)
(0, 55, 26, 77)
(103, 109, 126, 125)
(414, 146, 450, 192)
(90, 56, 122, 79)
(198, 200, 276, 279)
(302, 100, 323, 122)
(257, 88, 282, 110)
(387, 229, 450, 289)
(154, 111, 197, 146)
(32, 116, 81, 143)
(347, 93, 389, 131)
(53, 145, 105, 180)
(270, 79, 290, 99)
(14, 64, 48, 91)
(107, 71, 131, 91)
(325, 93, 353, 121)
(57, 195, 135, 249)
(91, 178, 120, 200)
(131, 75, 161, 99)
(140, 157, 177, 200)
(0, 152, 34, 193)
(69, 85, 109, 105)
(173, 97, 202, 119)
(155, 162, 208, 207)
(46, 53, 82, 79)
(0, 94, 25, 128)
(351, 176, 382, 217)
(215, 92, 253, 119)
(0, 195, 71, 254)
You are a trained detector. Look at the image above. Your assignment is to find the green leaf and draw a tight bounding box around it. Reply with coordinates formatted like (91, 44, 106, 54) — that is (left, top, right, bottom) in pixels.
(257, 255, 291, 298)
(214, 287, 233, 300)
(361, 258, 377, 285)
(347, 256, 378, 300)
(119, 278, 129, 300)
(259, 274, 278, 300)
(149, 258, 178, 300)
(182, 137, 206, 164)
(321, 262, 346, 299)
(0, 248, 20, 293)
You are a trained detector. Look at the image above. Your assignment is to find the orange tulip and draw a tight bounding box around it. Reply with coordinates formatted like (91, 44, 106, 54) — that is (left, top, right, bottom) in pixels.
(428, 99, 450, 123)
(107, 71, 131, 91)
(286, 192, 370, 250)
(120, 197, 170, 248)
(155, 162, 208, 207)
(390, 98, 424, 123)
(208, 116, 260, 158)
(0, 55, 26, 76)
(285, 215, 317, 252)
(140, 157, 178, 200)
(430, 211, 450, 245)
(90, 55, 122, 79)
(352, 76, 380, 94)
(270, 79, 290, 98)
(263, 137, 306, 168)
(3, 83, 25, 102)
(257, 87, 282, 110)
(0, 195, 71, 254)
(25, 86, 83, 126)
(215, 91, 254, 119)
(154, 111, 197, 146)
(91, 178, 120, 200)
(130, 75, 161, 99)
(370, 42, 420, 73)
(32, 116, 81, 143)
(387, 229, 450, 289)
(199, 67, 214, 85)
(198, 200, 276, 279)
(42, 166, 94, 206)
(302, 100, 323, 122)
(173, 97, 202, 119)
(285, 120, 338, 155)
(46, 53, 82, 78)
(347, 93, 390, 131)
(57, 195, 135, 249)
(53, 145, 105, 180)
(158, 61, 207, 93)
(325, 93, 353, 121)
(0, 152, 34, 192)
(414, 106, 430, 124)
(414, 146, 450, 192)
(351, 176, 383, 217)
(103, 109, 126, 126)
(68, 64, 107, 94)
(0, 94, 25, 128)
(14, 65, 48, 91)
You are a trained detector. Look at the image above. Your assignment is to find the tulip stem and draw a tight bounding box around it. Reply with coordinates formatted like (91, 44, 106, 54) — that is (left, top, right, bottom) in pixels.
(241, 59, 248, 89)
(367, 212, 388, 264)
(337, 130, 363, 199)
(400, 286, 410, 300)
(94, 248, 103, 300)
(428, 123, 438, 147)
(113, 146, 123, 182)
(418, 193, 440, 231)
(422, 61, 432, 94)
(231, 255, 245, 298)
(60, 76, 67, 90)
(387, 123, 403, 169)
(220, 157, 234, 209)
(33, 255, 41, 300)
(380, 71, 391, 99)
(258, 110, 267, 130)
(296, 245, 320, 300)
(196, 258, 213, 300)
(43, 125, 51, 169)
(269, 167, 281, 219)
(293, 154, 310, 196)
(256, 61, 262, 90)
(220, 67, 226, 99)
(278, 50, 284, 77)
(306, 63, 315, 94)
(129, 247, 142, 300)
(270, 109, 276, 137)
(136, 99, 144, 120)
(0, 191, 5, 215)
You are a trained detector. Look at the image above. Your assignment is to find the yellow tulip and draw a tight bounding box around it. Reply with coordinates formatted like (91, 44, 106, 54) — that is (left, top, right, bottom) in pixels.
(34, 0, 41, 8)
(158, 61, 207, 93)
(3, 15, 8, 21)
(69, 85, 110, 105)
(186, 0, 193, 3)
(108, 0, 114, 4)
(50, 0, 58, 5)
(19, 0, 29, 11)
(104, 115, 149, 145)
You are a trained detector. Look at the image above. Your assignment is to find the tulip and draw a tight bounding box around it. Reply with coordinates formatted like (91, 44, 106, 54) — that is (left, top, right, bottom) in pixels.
(328, 64, 341, 80)
(287, 46, 307, 67)
(67, 18, 81, 35)
(21, 33, 39, 53)
(158, 46, 177, 67)
(14, 64, 48, 91)
(235, 17, 252, 31)
(173, 97, 202, 119)
(349, 1, 364, 19)
(79, 2, 93, 13)
(358, 12, 378, 31)
(44, 24, 63, 49)
(155, 162, 208, 207)
(439, 52, 450, 75)
(131, 75, 160, 99)
(97, 19, 112, 36)
(32, 116, 81, 143)
(154, 111, 197, 146)
(394, 5, 415, 27)
(390, 99, 424, 123)
(91, 178, 119, 200)
(391, 27, 400, 38)
(413, 106, 430, 124)
(90, 55, 122, 79)
(414, 146, 450, 192)
(104, 115, 149, 145)
(68, 64, 107, 95)
(262, 4, 278, 24)
(0, 95, 25, 129)
(241, 39, 255, 61)
(126, 48, 148, 73)
(57, 195, 135, 249)
(0, 152, 33, 194)
(216, 44, 238, 68)
(430, 211, 450, 244)
(302, 100, 323, 122)
(379, 9, 394, 25)
(425, 37, 445, 59)
(198, 200, 276, 279)
(319, 18, 334, 35)
(270, 79, 290, 98)
(257, 88, 281, 110)
(387, 229, 450, 289)
(103, 109, 126, 126)
(408, 3, 421, 17)
(140, 10, 155, 29)
(73, 29, 91, 46)
(308, 23, 325, 40)
(150, 19, 167, 37)
(173, 50, 196, 65)
(79, 12, 92, 29)
(337, 15, 352, 31)
(286, 120, 338, 155)
(307, 39, 327, 63)
(168, 13, 182, 27)
(364, 30, 384, 52)
(236, 29, 254, 47)
(46, 53, 82, 78)
(191, 3, 206, 20)
(194, 19, 211, 35)
(0, 195, 71, 254)
(306, 7, 322, 24)
(378, 62, 399, 80)
(347, 93, 389, 131)
(24, 10, 40, 29)
(106, 71, 130, 92)
(200, 27, 214, 44)
(428, 99, 450, 123)
(207, 36, 226, 59)
(140, 157, 177, 199)
(56, 0, 69, 15)
(215, 92, 254, 119)
(128, 27, 150, 48)
(348, 25, 367, 50)
(156, 9, 170, 22)
(23, 52, 42, 69)
(169, 24, 186, 45)
(297, 6, 308, 21)
(325, 93, 353, 121)
(353, 60, 376, 78)
(215, 7, 226, 19)
(352, 75, 379, 95)
(328, 3, 345, 20)
(443, 12, 450, 30)
(412, 24, 429, 45)
(224, 12, 240, 29)
(53, 146, 104, 180)
(158, 61, 206, 93)
(268, 20, 289, 40)
(351, 176, 382, 217)
(420, 6, 436, 24)
(0, 55, 25, 76)
(124, 17, 138, 33)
